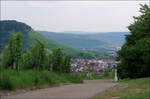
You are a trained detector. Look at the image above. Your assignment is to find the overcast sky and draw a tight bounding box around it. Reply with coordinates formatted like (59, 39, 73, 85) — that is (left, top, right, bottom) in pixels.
(1, 1, 149, 32)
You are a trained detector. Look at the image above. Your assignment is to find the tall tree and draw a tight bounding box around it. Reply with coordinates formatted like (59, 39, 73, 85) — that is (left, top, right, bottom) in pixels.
(52, 48, 63, 72)
(14, 33, 22, 71)
(65, 54, 71, 73)
(2, 33, 22, 71)
(117, 4, 150, 79)
(22, 39, 45, 70)
(2, 45, 11, 69)
(44, 52, 53, 71)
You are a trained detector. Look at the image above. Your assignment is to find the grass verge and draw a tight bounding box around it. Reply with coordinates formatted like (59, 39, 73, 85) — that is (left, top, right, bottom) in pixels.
(94, 77, 150, 99)
(0, 68, 114, 90)
(0, 69, 83, 90)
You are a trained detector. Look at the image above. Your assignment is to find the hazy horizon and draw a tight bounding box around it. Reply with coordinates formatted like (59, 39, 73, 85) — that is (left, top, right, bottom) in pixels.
(1, 1, 149, 33)
(36, 30, 130, 34)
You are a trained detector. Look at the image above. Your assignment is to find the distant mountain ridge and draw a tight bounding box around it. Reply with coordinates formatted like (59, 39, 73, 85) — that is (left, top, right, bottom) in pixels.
(38, 31, 130, 51)
(58, 31, 129, 35)
(38, 31, 108, 49)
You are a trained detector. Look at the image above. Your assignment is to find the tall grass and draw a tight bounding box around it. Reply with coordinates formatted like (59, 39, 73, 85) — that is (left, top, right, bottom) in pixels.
(0, 67, 114, 90)
(0, 70, 83, 90)
(80, 70, 115, 80)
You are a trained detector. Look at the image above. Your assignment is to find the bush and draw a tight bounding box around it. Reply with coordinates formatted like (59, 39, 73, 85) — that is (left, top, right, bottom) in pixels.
(40, 71, 60, 85)
(103, 67, 109, 77)
(0, 70, 23, 90)
(68, 74, 83, 83)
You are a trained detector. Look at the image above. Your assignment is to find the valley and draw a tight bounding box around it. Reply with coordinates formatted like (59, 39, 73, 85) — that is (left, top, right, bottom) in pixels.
(38, 31, 129, 56)
(0, 1, 149, 98)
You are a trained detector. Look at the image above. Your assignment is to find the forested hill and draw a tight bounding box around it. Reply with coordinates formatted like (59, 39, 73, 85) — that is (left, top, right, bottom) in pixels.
(0, 20, 76, 54)
(38, 31, 129, 51)
(0, 20, 108, 59)
(37, 31, 108, 49)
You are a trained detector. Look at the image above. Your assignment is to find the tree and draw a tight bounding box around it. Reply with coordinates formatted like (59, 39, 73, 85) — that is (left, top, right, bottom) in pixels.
(22, 39, 45, 70)
(2, 33, 22, 71)
(14, 33, 22, 71)
(117, 4, 150, 79)
(2, 45, 11, 69)
(52, 48, 63, 72)
(44, 53, 52, 71)
(65, 54, 71, 73)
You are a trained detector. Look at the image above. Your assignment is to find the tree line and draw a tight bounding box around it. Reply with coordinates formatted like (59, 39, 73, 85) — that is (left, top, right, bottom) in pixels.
(1, 33, 71, 73)
(117, 4, 150, 79)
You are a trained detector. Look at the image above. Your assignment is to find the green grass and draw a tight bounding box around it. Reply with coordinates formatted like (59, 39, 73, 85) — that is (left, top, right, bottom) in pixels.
(82, 71, 114, 80)
(0, 68, 114, 90)
(94, 77, 150, 99)
(0, 69, 83, 90)
(0, 66, 115, 90)
(119, 91, 150, 99)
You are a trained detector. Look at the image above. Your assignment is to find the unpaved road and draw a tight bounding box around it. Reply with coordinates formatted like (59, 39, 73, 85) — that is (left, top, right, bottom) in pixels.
(2, 79, 118, 99)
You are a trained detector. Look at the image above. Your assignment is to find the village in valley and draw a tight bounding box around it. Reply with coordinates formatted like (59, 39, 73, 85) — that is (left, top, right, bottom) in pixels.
(71, 59, 119, 75)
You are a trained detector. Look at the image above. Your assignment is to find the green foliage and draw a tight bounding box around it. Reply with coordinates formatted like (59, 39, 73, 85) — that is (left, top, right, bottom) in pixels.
(0, 20, 112, 91)
(21, 39, 45, 70)
(0, 20, 108, 59)
(1, 32, 72, 73)
(2, 45, 11, 68)
(0, 70, 84, 90)
(117, 4, 150, 79)
(0, 32, 74, 90)
(52, 48, 63, 72)
(51, 48, 72, 73)
(126, 4, 150, 45)
(64, 54, 71, 73)
(0, 62, 3, 71)
(103, 67, 109, 77)
(67, 74, 83, 83)
(2, 33, 22, 71)
(73, 71, 114, 80)
(44, 53, 52, 71)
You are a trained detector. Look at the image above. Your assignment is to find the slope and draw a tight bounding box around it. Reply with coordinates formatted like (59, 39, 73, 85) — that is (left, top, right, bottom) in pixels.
(37, 31, 108, 49)
(0, 20, 108, 59)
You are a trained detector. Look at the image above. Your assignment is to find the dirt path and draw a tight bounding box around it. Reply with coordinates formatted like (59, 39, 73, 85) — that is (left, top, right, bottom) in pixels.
(2, 79, 118, 99)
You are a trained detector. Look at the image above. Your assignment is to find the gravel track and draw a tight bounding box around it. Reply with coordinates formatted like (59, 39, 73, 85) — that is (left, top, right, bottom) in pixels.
(2, 79, 118, 99)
